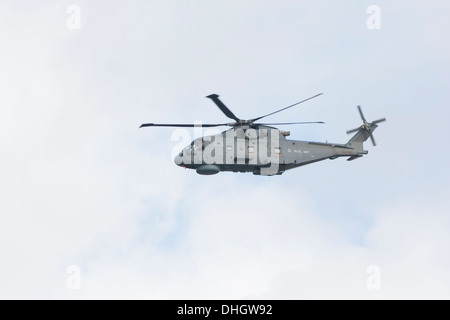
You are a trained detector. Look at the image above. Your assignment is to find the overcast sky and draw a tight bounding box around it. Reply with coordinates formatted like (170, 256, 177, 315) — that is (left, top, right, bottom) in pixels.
(0, 0, 449, 299)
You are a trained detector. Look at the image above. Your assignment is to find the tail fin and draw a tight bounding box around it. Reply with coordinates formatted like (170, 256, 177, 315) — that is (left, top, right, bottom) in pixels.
(345, 106, 386, 153)
(345, 123, 378, 153)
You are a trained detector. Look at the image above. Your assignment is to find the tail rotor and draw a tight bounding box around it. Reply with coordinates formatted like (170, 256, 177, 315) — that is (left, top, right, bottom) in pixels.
(346, 105, 386, 146)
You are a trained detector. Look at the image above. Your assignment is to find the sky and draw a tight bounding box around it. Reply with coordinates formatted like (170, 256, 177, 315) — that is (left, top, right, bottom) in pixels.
(0, 0, 449, 299)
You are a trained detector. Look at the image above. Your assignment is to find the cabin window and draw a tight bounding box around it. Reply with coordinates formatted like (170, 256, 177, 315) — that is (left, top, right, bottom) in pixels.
(259, 129, 268, 138)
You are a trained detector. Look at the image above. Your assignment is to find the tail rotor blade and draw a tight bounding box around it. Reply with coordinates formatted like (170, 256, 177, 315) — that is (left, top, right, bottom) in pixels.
(346, 127, 361, 134)
(372, 118, 386, 124)
(357, 105, 367, 122)
(369, 132, 376, 146)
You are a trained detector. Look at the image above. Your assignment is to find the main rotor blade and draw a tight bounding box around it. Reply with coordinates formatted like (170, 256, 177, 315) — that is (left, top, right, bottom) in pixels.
(258, 121, 325, 126)
(206, 94, 241, 122)
(357, 105, 367, 123)
(251, 93, 323, 122)
(369, 132, 376, 146)
(140, 123, 229, 128)
(372, 118, 386, 124)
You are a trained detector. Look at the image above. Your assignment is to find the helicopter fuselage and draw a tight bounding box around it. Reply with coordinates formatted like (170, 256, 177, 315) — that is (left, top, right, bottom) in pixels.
(174, 125, 368, 176)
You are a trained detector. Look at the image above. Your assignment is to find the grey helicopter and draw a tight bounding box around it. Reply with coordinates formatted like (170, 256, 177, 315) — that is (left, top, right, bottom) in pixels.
(140, 93, 386, 176)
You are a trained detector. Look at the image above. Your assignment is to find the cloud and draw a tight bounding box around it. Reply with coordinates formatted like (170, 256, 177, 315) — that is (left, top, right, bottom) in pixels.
(37, 181, 450, 300)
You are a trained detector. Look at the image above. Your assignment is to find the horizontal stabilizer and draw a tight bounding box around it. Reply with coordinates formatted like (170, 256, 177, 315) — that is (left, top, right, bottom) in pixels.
(347, 155, 363, 161)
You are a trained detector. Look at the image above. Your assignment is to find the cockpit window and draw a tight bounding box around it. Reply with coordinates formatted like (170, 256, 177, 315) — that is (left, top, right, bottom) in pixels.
(190, 140, 202, 150)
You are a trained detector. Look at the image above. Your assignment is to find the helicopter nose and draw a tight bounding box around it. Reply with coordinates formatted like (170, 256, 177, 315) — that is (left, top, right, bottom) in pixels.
(174, 154, 180, 165)
(174, 153, 184, 167)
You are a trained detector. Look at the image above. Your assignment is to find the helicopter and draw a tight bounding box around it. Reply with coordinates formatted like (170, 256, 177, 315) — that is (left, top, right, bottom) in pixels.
(140, 93, 386, 176)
